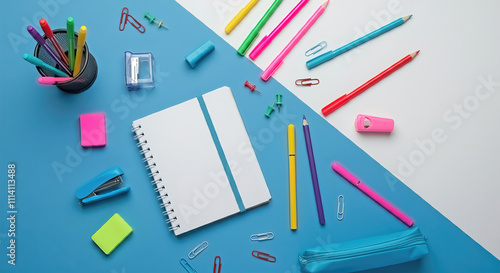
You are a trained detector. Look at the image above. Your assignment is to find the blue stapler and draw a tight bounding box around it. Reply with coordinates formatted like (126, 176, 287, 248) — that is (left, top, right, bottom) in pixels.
(76, 167, 130, 204)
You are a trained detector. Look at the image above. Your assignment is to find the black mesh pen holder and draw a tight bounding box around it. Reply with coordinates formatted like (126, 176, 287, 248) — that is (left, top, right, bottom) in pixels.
(34, 29, 98, 94)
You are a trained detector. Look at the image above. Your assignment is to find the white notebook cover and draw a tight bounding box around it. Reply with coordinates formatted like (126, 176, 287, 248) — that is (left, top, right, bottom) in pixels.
(132, 87, 271, 235)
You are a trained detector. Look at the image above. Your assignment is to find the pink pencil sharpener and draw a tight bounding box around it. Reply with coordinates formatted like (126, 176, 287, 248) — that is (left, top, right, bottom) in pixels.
(355, 114, 394, 133)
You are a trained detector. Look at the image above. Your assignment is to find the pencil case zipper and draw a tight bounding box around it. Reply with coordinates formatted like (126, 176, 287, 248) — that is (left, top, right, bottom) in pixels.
(300, 232, 427, 264)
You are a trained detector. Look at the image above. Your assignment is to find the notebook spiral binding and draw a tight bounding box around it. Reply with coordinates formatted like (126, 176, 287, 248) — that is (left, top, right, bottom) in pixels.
(132, 124, 180, 231)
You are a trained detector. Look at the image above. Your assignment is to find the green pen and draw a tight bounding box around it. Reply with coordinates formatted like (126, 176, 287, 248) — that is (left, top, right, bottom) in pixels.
(237, 0, 283, 56)
(67, 17, 75, 71)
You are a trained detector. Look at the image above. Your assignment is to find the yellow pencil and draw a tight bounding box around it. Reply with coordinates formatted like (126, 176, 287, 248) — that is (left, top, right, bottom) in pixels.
(288, 124, 297, 230)
(73, 26, 87, 77)
(225, 0, 260, 34)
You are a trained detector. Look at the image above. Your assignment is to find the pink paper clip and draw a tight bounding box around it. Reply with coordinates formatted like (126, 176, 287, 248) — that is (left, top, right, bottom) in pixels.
(355, 114, 394, 133)
(252, 251, 276, 263)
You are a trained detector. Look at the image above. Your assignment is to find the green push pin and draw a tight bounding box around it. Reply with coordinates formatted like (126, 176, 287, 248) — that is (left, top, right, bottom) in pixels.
(144, 12, 168, 29)
(276, 93, 283, 112)
(265, 105, 275, 118)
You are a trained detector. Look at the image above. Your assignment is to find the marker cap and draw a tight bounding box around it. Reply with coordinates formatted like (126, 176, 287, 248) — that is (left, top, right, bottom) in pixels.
(39, 19, 54, 37)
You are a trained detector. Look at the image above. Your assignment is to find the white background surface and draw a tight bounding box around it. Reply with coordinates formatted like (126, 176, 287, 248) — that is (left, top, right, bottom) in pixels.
(176, 0, 500, 258)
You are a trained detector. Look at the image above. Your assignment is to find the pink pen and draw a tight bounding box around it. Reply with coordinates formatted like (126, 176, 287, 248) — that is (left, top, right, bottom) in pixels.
(249, 0, 309, 60)
(261, 0, 329, 81)
(332, 162, 414, 227)
(37, 77, 72, 85)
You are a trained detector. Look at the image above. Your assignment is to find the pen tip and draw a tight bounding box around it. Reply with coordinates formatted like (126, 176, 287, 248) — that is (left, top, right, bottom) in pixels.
(303, 115, 306, 120)
(410, 50, 420, 58)
(322, 0, 330, 8)
(403, 15, 412, 21)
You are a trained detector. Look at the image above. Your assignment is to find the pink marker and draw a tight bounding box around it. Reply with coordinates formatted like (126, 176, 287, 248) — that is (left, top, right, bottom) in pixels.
(37, 77, 72, 85)
(332, 162, 414, 227)
(249, 0, 309, 60)
(261, 1, 329, 81)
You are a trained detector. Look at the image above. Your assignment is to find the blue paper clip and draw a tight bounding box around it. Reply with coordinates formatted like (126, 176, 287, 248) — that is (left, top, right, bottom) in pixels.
(305, 41, 327, 57)
(188, 241, 209, 259)
(180, 258, 197, 273)
(337, 195, 345, 221)
(75, 167, 130, 204)
(250, 232, 274, 241)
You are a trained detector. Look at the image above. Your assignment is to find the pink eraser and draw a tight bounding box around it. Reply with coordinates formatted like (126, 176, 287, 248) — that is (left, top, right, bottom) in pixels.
(355, 114, 394, 133)
(80, 113, 106, 148)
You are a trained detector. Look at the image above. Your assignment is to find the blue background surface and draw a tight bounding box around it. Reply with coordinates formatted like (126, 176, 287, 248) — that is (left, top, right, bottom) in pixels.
(0, 0, 499, 272)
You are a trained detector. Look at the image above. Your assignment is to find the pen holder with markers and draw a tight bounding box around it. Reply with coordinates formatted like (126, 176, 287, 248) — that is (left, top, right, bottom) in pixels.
(34, 29, 98, 93)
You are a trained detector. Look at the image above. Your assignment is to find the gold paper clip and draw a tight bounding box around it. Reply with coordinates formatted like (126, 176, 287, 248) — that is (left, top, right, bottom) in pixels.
(295, 78, 320, 86)
(250, 232, 274, 241)
(337, 195, 344, 221)
(188, 241, 209, 259)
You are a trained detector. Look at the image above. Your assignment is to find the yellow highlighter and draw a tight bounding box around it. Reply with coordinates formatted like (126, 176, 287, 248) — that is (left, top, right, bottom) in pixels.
(225, 0, 260, 34)
(288, 124, 297, 230)
(73, 26, 87, 77)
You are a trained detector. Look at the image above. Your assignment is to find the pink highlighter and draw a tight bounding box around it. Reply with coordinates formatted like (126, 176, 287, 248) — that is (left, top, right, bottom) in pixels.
(37, 77, 72, 85)
(332, 162, 414, 227)
(261, 1, 329, 81)
(249, 0, 309, 60)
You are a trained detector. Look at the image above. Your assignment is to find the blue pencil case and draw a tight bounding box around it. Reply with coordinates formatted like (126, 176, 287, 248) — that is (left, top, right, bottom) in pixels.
(298, 228, 428, 273)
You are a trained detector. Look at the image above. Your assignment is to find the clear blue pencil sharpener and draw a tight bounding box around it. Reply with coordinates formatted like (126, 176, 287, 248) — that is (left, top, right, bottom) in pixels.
(125, 51, 154, 90)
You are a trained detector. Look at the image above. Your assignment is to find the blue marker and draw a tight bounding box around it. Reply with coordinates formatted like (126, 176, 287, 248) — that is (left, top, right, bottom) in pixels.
(306, 15, 412, 70)
(23, 54, 70, 77)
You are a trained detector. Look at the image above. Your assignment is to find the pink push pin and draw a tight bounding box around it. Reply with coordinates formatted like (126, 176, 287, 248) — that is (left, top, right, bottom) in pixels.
(355, 114, 394, 133)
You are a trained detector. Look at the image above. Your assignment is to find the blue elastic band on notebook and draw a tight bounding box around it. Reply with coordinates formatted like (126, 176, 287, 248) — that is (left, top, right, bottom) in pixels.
(198, 96, 246, 212)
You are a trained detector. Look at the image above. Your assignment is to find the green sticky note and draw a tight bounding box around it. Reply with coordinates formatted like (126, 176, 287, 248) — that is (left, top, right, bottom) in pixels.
(92, 213, 133, 255)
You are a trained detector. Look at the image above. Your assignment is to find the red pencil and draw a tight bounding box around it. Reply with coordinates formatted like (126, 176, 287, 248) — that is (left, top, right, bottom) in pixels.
(322, 50, 420, 116)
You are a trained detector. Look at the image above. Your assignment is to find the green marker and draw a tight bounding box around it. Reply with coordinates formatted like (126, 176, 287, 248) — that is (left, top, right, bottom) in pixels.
(237, 0, 283, 56)
(67, 17, 75, 71)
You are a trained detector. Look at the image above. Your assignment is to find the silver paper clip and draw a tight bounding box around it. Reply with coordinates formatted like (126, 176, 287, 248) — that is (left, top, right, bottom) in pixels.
(180, 258, 197, 273)
(250, 232, 274, 241)
(305, 41, 327, 57)
(188, 241, 209, 259)
(337, 195, 344, 221)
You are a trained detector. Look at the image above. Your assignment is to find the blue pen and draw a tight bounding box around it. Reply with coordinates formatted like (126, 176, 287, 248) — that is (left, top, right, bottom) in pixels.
(23, 54, 70, 77)
(306, 15, 412, 70)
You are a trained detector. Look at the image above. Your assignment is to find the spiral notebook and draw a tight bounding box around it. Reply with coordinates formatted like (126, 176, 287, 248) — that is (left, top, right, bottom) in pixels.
(132, 86, 271, 236)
